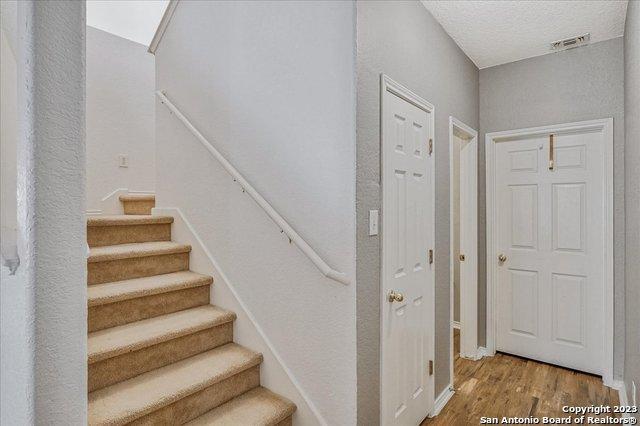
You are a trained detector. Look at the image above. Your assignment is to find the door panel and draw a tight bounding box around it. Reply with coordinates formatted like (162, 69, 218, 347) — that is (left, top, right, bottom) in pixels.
(508, 268, 538, 337)
(382, 85, 434, 425)
(509, 184, 538, 249)
(495, 131, 604, 374)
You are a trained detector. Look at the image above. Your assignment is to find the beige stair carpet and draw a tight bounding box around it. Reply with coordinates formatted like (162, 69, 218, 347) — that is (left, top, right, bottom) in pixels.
(120, 194, 156, 215)
(86, 194, 295, 425)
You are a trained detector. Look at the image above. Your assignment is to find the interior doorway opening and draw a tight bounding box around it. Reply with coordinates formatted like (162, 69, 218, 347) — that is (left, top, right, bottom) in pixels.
(448, 117, 478, 387)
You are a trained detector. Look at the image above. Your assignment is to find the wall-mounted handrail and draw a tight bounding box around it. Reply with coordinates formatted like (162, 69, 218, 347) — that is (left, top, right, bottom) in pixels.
(156, 90, 350, 285)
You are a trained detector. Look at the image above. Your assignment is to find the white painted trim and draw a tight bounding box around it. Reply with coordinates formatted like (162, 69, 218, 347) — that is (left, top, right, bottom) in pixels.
(153, 207, 324, 426)
(476, 346, 491, 359)
(379, 74, 436, 423)
(448, 116, 479, 371)
(156, 90, 349, 286)
(87, 188, 156, 215)
(452, 321, 461, 330)
(429, 385, 455, 418)
(148, 0, 179, 54)
(616, 382, 632, 419)
(485, 118, 614, 386)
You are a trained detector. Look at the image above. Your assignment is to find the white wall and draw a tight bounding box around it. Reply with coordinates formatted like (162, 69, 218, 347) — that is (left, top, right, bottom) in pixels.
(2, 1, 86, 424)
(87, 26, 155, 212)
(356, 3, 479, 421)
(624, 0, 640, 416)
(1, 4, 32, 424)
(154, 1, 356, 424)
(87, 0, 168, 46)
(479, 38, 626, 377)
(1, 26, 18, 264)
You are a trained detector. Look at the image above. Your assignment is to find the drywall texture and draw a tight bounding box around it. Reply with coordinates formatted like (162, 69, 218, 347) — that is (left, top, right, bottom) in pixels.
(87, 26, 155, 212)
(13, 1, 87, 423)
(1, 27, 18, 263)
(356, 2, 479, 423)
(154, 1, 356, 424)
(479, 37, 625, 378)
(624, 0, 640, 416)
(0, 4, 32, 424)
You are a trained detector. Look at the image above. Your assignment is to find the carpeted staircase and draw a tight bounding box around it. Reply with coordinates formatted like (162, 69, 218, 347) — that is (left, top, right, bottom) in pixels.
(86, 194, 296, 425)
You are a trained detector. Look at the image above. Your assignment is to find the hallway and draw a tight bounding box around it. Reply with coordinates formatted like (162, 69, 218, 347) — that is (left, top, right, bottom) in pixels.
(422, 331, 621, 425)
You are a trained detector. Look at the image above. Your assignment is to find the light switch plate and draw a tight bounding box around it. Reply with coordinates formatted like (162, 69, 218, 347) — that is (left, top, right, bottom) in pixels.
(369, 210, 379, 236)
(118, 155, 129, 168)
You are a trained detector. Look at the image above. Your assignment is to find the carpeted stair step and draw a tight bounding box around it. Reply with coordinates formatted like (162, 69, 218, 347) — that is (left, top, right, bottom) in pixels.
(88, 241, 191, 285)
(120, 194, 155, 215)
(88, 343, 262, 426)
(88, 271, 213, 332)
(88, 305, 235, 392)
(186, 386, 296, 426)
(87, 215, 173, 247)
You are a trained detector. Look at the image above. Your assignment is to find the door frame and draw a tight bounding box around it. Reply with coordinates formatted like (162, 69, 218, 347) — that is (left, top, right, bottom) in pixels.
(448, 117, 479, 369)
(379, 74, 436, 421)
(485, 118, 614, 386)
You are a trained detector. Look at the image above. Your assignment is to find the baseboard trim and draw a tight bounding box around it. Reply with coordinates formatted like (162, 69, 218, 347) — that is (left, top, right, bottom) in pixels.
(476, 346, 491, 359)
(615, 381, 632, 419)
(430, 385, 455, 417)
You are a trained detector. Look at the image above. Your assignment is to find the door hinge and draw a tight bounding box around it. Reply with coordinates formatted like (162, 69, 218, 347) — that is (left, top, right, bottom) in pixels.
(549, 134, 555, 170)
(428, 249, 433, 265)
(428, 138, 433, 156)
(428, 360, 434, 376)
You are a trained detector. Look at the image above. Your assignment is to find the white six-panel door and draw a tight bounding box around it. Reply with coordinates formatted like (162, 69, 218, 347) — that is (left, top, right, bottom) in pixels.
(494, 130, 605, 374)
(381, 76, 435, 425)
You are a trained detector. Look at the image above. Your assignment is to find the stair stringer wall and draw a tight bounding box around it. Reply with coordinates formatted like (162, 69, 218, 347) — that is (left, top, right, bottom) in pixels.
(154, 207, 322, 426)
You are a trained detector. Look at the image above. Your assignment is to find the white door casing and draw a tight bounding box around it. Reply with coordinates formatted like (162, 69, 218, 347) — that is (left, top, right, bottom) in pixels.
(486, 119, 613, 383)
(449, 117, 478, 365)
(381, 75, 435, 425)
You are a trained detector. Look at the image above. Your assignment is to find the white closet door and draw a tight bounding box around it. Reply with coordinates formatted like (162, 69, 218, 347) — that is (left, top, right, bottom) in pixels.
(381, 85, 435, 425)
(495, 130, 604, 374)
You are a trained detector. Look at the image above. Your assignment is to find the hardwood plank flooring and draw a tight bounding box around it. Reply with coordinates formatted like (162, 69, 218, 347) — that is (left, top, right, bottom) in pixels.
(422, 330, 620, 425)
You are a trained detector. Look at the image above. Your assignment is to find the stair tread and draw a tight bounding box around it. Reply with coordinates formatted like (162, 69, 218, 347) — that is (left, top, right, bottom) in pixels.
(88, 305, 235, 363)
(88, 241, 191, 263)
(87, 215, 173, 227)
(185, 387, 296, 426)
(88, 343, 262, 425)
(88, 271, 212, 307)
(119, 194, 155, 201)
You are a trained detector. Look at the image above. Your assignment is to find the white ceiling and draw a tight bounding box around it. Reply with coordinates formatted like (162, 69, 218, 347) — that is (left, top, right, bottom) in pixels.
(421, 0, 628, 69)
(87, 0, 169, 47)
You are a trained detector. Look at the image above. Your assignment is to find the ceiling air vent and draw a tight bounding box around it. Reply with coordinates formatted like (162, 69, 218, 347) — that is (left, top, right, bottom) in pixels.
(550, 33, 590, 51)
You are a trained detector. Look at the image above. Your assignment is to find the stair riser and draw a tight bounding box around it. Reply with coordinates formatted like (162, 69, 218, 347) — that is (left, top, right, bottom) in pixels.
(89, 323, 233, 392)
(88, 253, 189, 285)
(89, 285, 210, 332)
(87, 224, 171, 247)
(123, 200, 155, 215)
(128, 366, 260, 426)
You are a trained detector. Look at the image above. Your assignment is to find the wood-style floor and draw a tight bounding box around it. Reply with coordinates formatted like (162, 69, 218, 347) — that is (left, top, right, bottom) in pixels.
(422, 330, 620, 425)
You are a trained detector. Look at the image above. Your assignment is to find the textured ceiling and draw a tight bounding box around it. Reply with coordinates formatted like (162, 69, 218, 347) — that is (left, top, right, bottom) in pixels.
(421, 0, 628, 69)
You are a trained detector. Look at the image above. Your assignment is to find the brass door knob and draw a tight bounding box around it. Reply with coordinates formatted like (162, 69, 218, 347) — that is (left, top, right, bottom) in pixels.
(459, 254, 466, 261)
(498, 254, 507, 263)
(388, 290, 404, 303)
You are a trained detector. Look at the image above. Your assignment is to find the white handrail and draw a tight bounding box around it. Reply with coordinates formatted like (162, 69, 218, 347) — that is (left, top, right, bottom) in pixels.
(156, 90, 350, 286)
